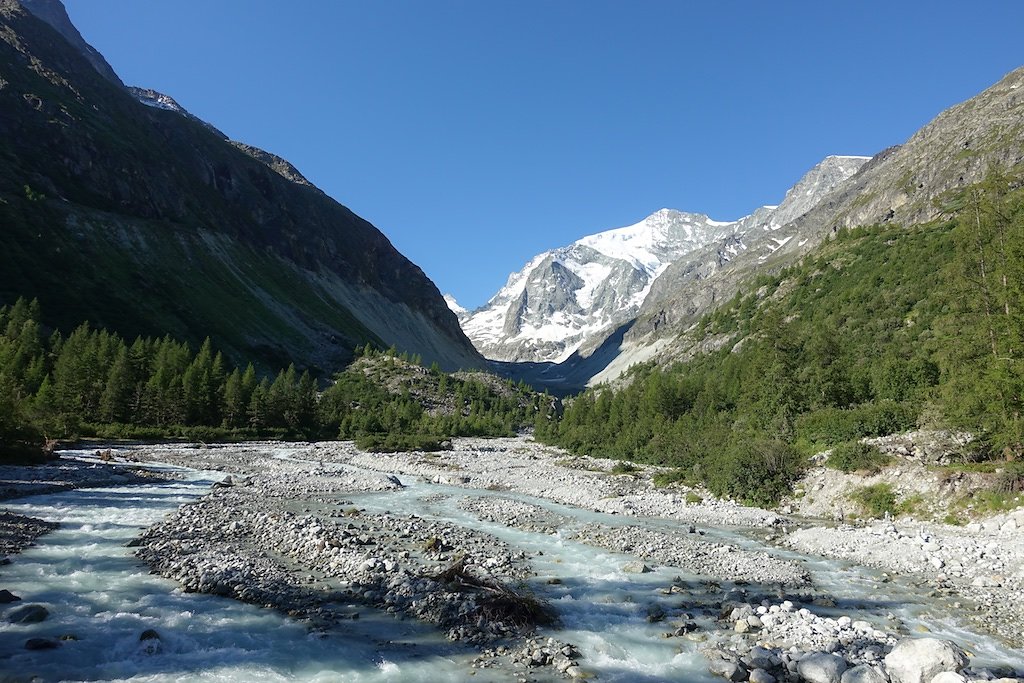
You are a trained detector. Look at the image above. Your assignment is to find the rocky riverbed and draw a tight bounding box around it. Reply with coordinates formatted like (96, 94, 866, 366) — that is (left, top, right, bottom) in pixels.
(4, 437, 1023, 682)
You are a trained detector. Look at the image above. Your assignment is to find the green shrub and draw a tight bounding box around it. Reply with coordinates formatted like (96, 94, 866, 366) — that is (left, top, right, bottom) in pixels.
(796, 402, 917, 448)
(704, 439, 805, 508)
(651, 468, 693, 488)
(610, 461, 640, 475)
(826, 442, 893, 474)
(996, 462, 1024, 494)
(850, 483, 901, 518)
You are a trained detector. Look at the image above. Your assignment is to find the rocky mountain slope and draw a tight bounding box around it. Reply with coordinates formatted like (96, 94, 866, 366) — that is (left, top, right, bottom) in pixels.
(0, 0, 483, 374)
(618, 67, 1024, 370)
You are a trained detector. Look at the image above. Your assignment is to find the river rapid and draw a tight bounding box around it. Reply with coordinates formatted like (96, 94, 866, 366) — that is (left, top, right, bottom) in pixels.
(2, 442, 1022, 682)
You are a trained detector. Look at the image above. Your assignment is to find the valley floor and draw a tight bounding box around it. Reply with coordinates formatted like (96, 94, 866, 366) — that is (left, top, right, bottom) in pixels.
(2, 437, 1023, 682)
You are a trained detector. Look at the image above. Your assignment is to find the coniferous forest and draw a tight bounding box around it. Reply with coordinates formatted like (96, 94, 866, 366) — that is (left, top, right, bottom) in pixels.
(0, 304, 544, 457)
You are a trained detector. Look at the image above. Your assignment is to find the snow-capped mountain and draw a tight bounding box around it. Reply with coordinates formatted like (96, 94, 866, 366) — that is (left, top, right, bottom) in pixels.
(462, 210, 738, 363)
(463, 155, 870, 365)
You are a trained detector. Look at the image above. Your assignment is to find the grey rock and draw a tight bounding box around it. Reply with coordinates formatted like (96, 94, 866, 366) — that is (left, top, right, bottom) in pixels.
(622, 561, 653, 574)
(749, 669, 777, 683)
(797, 652, 848, 683)
(25, 637, 59, 650)
(708, 657, 748, 681)
(0, 589, 21, 603)
(929, 674, 966, 683)
(841, 664, 889, 683)
(883, 638, 968, 683)
(7, 604, 49, 624)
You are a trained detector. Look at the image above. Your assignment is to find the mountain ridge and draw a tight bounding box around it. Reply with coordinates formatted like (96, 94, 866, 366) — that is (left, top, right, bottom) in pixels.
(0, 0, 484, 374)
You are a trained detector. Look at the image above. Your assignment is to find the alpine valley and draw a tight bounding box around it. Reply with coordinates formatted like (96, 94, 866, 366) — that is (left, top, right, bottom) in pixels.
(3, 2, 1024, 683)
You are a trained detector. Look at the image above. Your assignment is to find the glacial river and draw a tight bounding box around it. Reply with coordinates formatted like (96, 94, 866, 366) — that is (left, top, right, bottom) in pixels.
(1, 447, 1022, 682)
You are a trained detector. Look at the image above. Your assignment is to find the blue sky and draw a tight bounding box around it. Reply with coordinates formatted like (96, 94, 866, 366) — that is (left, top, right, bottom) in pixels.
(66, 1, 1024, 310)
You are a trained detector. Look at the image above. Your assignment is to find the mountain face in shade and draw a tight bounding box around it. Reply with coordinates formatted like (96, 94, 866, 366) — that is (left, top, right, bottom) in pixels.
(0, 0, 483, 374)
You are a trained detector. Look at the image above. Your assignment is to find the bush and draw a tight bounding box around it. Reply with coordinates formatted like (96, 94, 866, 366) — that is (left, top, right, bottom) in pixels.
(651, 468, 693, 488)
(996, 462, 1024, 494)
(850, 483, 901, 518)
(826, 442, 893, 474)
(610, 461, 640, 475)
(704, 439, 805, 508)
(796, 402, 918, 447)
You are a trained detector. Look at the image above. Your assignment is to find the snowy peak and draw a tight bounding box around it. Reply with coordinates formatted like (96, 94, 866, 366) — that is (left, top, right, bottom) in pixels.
(462, 209, 736, 363)
(575, 209, 725, 275)
(443, 294, 468, 318)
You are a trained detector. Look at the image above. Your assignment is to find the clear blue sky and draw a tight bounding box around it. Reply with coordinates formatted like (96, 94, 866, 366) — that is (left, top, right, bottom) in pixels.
(65, 0, 1024, 310)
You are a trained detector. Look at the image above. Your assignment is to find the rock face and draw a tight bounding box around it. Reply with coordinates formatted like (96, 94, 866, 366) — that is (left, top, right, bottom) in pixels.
(0, 0, 483, 373)
(883, 638, 969, 683)
(465, 156, 866, 372)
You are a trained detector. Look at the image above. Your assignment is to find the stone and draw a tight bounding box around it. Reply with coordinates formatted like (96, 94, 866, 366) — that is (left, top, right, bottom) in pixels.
(7, 603, 49, 624)
(841, 664, 888, 683)
(622, 561, 652, 574)
(884, 638, 968, 683)
(797, 652, 847, 683)
(708, 657, 748, 681)
(139, 628, 160, 641)
(743, 646, 776, 670)
(735, 619, 750, 633)
(749, 669, 776, 683)
(929, 674, 966, 683)
(0, 589, 21, 603)
(25, 637, 59, 650)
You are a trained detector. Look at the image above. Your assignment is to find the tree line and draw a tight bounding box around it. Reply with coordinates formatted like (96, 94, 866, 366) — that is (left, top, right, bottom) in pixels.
(0, 305, 542, 454)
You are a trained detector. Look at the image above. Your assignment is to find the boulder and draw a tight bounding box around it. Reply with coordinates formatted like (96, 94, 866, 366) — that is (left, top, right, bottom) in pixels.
(749, 669, 777, 683)
(0, 589, 21, 603)
(797, 652, 848, 683)
(884, 638, 968, 683)
(622, 561, 652, 574)
(929, 674, 966, 683)
(708, 657, 748, 681)
(7, 604, 49, 624)
(841, 664, 888, 683)
(25, 637, 59, 650)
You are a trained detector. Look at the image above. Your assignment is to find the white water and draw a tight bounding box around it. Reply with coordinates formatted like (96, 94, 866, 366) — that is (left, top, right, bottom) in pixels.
(2, 448, 1023, 682)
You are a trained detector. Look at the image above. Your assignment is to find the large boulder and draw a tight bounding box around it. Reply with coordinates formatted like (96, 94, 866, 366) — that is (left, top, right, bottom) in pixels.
(7, 603, 49, 624)
(798, 653, 848, 683)
(883, 638, 968, 683)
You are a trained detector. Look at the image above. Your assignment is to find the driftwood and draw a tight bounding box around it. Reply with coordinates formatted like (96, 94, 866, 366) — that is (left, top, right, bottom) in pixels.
(431, 555, 556, 628)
